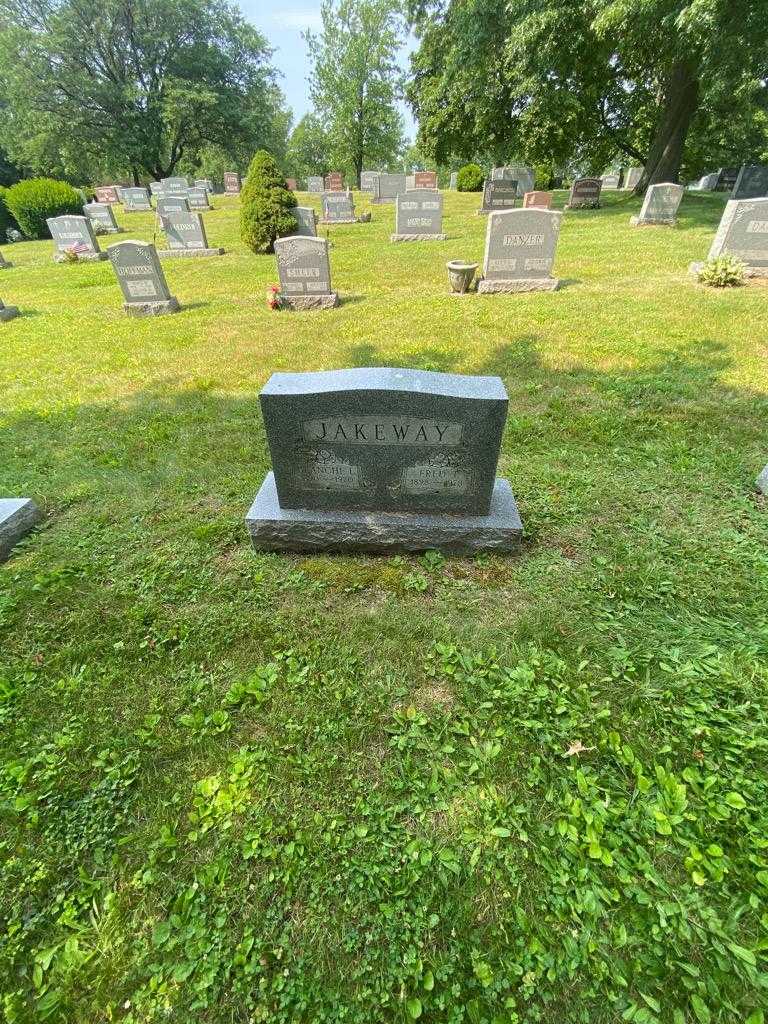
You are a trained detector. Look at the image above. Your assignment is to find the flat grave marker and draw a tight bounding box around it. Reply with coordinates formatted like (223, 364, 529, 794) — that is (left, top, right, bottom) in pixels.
(478, 207, 562, 293)
(630, 182, 684, 226)
(274, 236, 338, 310)
(0, 498, 42, 560)
(108, 239, 180, 315)
(689, 197, 768, 278)
(392, 189, 446, 241)
(47, 215, 107, 262)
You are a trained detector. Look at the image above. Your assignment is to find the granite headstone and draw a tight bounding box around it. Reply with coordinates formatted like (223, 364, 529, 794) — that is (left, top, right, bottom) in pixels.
(293, 207, 317, 236)
(716, 168, 739, 192)
(689, 198, 768, 278)
(159, 211, 223, 257)
(601, 172, 620, 190)
(523, 191, 552, 209)
(493, 165, 535, 194)
(631, 182, 684, 226)
(195, 179, 214, 193)
(360, 171, 379, 193)
(307, 175, 325, 193)
(157, 195, 190, 216)
(480, 179, 517, 214)
(321, 191, 356, 223)
(325, 172, 344, 192)
(732, 165, 768, 200)
(691, 173, 719, 191)
(224, 172, 241, 194)
(373, 173, 407, 203)
(392, 189, 445, 241)
(0, 498, 42, 560)
(274, 236, 338, 310)
(161, 176, 189, 194)
(624, 167, 643, 190)
(188, 187, 211, 210)
(449, 171, 458, 190)
(566, 178, 602, 209)
(47, 215, 107, 261)
(757, 464, 768, 495)
(414, 171, 438, 189)
(122, 187, 152, 212)
(95, 186, 119, 204)
(84, 202, 121, 233)
(0, 249, 11, 269)
(478, 207, 562, 293)
(108, 239, 180, 315)
(0, 297, 19, 322)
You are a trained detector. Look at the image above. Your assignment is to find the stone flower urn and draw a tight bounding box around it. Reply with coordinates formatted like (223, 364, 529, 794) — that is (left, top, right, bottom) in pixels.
(447, 260, 479, 294)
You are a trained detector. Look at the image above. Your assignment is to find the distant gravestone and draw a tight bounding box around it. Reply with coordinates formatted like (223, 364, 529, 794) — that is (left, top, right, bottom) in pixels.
(523, 191, 552, 209)
(195, 179, 214, 193)
(493, 165, 535, 194)
(0, 498, 42, 559)
(149, 182, 162, 195)
(246, 367, 522, 553)
(307, 176, 325, 193)
(478, 207, 562, 294)
(0, 297, 19, 322)
(716, 168, 739, 192)
(0, 248, 13, 269)
(159, 210, 223, 258)
(372, 173, 407, 203)
(449, 171, 458, 190)
(691, 173, 719, 191)
(624, 167, 643, 190)
(321, 191, 356, 223)
(732, 165, 768, 200)
(630, 182, 684, 226)
(95, 186, 119, 204)
(293, 207, 317, 237)
(122, 187, 152, 212)
(757, 464, 768, 495)
(274, 236, 338, 310)
(325, 172, 344, 192)
(157, 195, 190, 217)
(360, 171, 379, 192)
(689, 197, 768, 278)
(406, 175, 416, 191)
(480, 179, 517, 214)
(224, 172, 241, 194)
(566, 178, 602, 209)
(161, 176, 189, 194)
(391, 190, 446, 241)
(187, 187, 211, 211)
(47, 215, 107, 262)
(84, 202, 120, 233)
(601, 172, 620, 190)
(286, 178, 298, 191)
(108, 239, 180, 315)
(414, 171, 438, 189)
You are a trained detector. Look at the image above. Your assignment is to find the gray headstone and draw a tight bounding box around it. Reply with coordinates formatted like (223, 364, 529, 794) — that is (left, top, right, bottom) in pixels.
(224, 172, 241, 194)
(704, 198, 768, 273)
(0, 297, 20, 321)
(149, 182, 162, 195)
(567, 178, 602, 209)
(307, 176, 325, 194)
(157, 195, 190, 217)
(732, 165, 768, 200)
(194, 179, 214, 193)
(493, 165, 535, 194)
(84, 202, 119, 232)
(392, 189, 445, 241)
(160, 210, 220, 256)
(161, 176, 189, 194)
(360, 171, 379, 192)
(246, 368, 522, 553)
(373, 173, 407, 203)
(406, 174, 416, 191)
(601, 172, 620, 190)
(716, 168, 739, 192)
(47, 215, 105, 261)
(108, 239, 179, 315)
(122, 187, 152, 211)
(293, 207, 317, 236)
(480, 179, 518, 214)
(631, 182, 684, 225)
(478, 207, 562, 293)
(450, 171, 458, 190)
(624, 167, 643, 190)
(0, 498, 42, 560)
(321, 191, 356, 223)
(187, 187, 211, 210)
(0, 249, 10, 269)
(274, 236, 337, 310)
(757, 464, 768, 495)
(691, 173, 719, 191)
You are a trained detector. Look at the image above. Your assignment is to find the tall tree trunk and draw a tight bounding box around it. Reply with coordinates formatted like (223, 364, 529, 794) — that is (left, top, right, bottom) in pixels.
(636, 59, 699, 193)
(131, 166, 140, 186)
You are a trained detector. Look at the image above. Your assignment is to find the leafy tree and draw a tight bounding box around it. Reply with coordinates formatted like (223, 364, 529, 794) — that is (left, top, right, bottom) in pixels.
(406, 0, 768, 191)
(0, 0, 289, 184)
(305, 0, 406, 186)
(286, 114, 332, 183)
(240, 150, 297, 255)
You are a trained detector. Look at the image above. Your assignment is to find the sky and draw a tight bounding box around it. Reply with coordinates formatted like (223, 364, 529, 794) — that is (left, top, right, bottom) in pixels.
(239, 0, 418, 140)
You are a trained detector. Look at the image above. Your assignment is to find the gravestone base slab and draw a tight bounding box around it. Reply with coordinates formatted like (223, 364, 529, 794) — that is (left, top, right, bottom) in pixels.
(247, 473, 523, 554)
(124, 297, 180, 317)
(688, 261, 768, 279)
(320, 218, 357, 225)
(478, 278, 559, 294)
(564, 203, 600, 210)
(158, 247, 225, 258)
(0, 305, 19, 322)
(390, 233, 447, 242)
(0, 498, 43, 561)
(370, 199, 395, 205)
(281, 293, 339, 311)
(629, 216, 675, 227)
(54, 252, 108, 263)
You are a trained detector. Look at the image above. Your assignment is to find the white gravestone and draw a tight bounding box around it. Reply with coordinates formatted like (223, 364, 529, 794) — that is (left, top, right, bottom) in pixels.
(47, 215, 107, 262)
(689, 198, 768, 278)
(630, 182, 684, 226)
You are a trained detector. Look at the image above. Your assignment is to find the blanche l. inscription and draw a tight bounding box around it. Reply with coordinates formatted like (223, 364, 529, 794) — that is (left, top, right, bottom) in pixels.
(303, 416, 463, 446)
(296, 451, 364, 492)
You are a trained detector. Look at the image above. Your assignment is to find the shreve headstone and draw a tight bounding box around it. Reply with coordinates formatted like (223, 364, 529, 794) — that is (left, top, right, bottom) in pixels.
(188, 187, 211, 211)
(246, 367, 522, 553)
(601, 172, 620, 190)
(373, 173, 407, 204)
(732, 165, 768, 200)
(108, 239, 180, 315)
(493, 165, 535, 194)
(274, 236, 338, 310)
(523, 191, 552, 209)
(391, 189, 446, 241)
(478, 207, 562, 293)
(480, 179, 517, 214)
(122, 187, 152, 212)
(293, 207, 317, 236)
(0, 297, 19, 322)
(449, 172, 458, 190)
(84, 202, 120, 233)
(0, 498, 42, 560)
(624, 167, 643, 190)
(321, 191, 356, 223)
(414, 171, 438, 189)
(757, 464, 768, 495)
(360, 171, 379, 193)
(47, 215, 107, 262)
(159, 211, 223, 257)
(630, 182, 684, 226)
(95, 186, 119, 204)
(224, 172, 241, 194)
(325, 172, 344, 192)
(566, 178, 602, 209)
(689, 197, 768, 278)
(307, 176, 325, 194)
(157, 195, 190, 217)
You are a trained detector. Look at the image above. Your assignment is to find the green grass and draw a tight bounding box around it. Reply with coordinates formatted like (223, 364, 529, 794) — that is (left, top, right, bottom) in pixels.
(1, 189, 768, 1023)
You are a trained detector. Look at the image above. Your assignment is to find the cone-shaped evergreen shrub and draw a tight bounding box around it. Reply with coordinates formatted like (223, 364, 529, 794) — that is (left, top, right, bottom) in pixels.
(456, 164, 484, 192)
(240, 151, 297, 254)
(5, 178, 82, 239)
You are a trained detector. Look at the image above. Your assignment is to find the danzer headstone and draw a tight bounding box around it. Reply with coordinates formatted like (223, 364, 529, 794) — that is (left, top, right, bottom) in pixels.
(274, 236, 338, 310)
(523, 191, 552, 209)
(293, 207, 317, 236)
(224, 172, 241, 194)
(732, 165, 768, 200)
(372, 173, 407, 204)
(480, 179, 517, 214)
(188, 187, 211, 211)
(246, 367, 522, 553)
(414, 171, 438, 189)
(325, 172, 344, 192)
(478, 207, 562, 293)
(391, 190, 446, 241)
(689, 197, 768, 278)
(566, 178, 602, 209)
(0, 498, 42, 560)
(321, 191, 356, 223)
(307, 175, 325, 194)
(0, 296, 20, 322)
(630, 182, 684, 226)
(84, 202, 121, 233)
(157, 195, 190, 216)
(95, 186, 119, 204)
(159, 211, 223, 257)
(47, 215, 107, 262)
(108, 239, 180, 315)
(122, 187, 152, 212)
(360, 171, 379, 193)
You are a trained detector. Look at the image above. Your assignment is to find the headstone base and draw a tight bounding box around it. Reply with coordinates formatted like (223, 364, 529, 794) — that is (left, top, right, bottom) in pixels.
(564, 203, 600, 210)
(54, 252, 108, 263)
(688, 261, 768, 279)
(370, 199, 395, 205)
(390, 233, 447, 242)
(0, 498, 42, 561)
(629, 216, 676, 227)
(158, 247, 225, 258)
(246, 473, 523, 554)
(478, 278, 559, 294)
(281, 293, 339, 311)
(0, 261, 13, 269)
(124, 297, 181, 317)
(320, 218, 357, 225)
(0, 305, 19, 322)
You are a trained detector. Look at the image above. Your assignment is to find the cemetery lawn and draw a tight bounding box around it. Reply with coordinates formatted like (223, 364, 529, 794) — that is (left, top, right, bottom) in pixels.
(2, 190, 768, 1024)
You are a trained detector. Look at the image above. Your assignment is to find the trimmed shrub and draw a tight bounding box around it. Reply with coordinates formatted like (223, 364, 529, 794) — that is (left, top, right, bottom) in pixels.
(697, 254, 746, 288)
(5, 178, 82, 239)
(240, 151, 297, 254)
(0, 185, 17, 242)
(456, 163, 484, 192)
